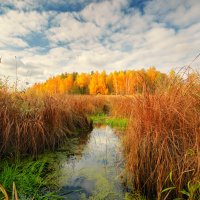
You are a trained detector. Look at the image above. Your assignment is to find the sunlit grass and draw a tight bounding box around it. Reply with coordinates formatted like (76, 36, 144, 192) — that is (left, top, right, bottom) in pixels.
(0, 92, 93, 157)
(90, 113, 128, 130)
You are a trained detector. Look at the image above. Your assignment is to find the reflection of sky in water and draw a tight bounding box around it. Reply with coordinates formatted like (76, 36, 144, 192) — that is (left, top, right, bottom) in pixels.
(58, 126, 125, 199)
(63, 126, 121, 170)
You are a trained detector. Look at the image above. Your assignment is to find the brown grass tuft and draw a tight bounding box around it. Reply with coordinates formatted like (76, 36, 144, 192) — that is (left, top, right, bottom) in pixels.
(0, 92, 92, 157)
(123, 72, 200, 199)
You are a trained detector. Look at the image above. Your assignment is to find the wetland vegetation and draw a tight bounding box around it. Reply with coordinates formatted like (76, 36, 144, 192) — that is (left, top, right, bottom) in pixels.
(1, 0, 200, 199)
(0, 68, 199, 200)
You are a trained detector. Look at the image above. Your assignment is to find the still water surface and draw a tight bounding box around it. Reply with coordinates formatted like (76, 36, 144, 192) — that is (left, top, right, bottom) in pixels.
(55, 125, 127, 199)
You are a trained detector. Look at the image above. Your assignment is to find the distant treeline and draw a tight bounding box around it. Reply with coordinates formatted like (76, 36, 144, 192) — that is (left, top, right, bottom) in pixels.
(27, 67, 191, 95)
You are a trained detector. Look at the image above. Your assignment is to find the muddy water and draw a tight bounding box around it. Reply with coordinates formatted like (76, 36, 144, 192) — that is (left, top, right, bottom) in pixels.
(56, 125, 128, 199)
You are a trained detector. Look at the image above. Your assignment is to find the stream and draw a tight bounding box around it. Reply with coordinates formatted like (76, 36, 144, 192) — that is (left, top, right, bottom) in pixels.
(52, 125, 128, 200)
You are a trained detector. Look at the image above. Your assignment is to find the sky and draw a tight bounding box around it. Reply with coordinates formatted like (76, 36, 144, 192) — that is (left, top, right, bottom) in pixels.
(0, 0, 200, 87)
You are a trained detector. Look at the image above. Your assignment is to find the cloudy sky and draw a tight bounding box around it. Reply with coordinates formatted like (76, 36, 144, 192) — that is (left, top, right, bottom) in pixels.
(0, 0, 200, 86)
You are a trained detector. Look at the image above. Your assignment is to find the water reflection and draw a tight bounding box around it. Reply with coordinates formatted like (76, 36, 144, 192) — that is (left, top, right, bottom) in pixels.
(58, 125, 125, 200)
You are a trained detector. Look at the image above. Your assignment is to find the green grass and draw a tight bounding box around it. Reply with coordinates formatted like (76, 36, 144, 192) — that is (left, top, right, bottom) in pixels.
(0, 158, 61, 200)
(0, 131, 91, 200)
(90, 113, 128, 130)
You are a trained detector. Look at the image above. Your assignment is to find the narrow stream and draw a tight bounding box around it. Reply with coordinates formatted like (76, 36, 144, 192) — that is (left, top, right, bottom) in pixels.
(56, 125, 127, 199)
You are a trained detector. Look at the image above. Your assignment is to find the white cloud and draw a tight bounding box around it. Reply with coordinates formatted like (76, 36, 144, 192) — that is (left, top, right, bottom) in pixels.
(0, 36, 28, 48)
(145, 0, 200, 28)
(81, 0, 128, 27)
(0, 0, 200, 87)
(0, 9, 49, 49)
(0, 10, 48, 36)
(48, 12, 101, 43)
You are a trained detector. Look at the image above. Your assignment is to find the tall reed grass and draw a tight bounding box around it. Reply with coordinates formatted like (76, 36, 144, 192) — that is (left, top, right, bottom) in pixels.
(123, 71, 200, 199)
(109, 95, 134, 118)
(0, 91, 92, 157)
(66, 95, 110, 115)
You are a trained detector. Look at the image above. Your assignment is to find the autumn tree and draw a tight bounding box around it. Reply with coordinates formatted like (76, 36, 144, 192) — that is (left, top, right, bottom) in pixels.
(27, 67, 169, 95)
(76, 73, 90, 94)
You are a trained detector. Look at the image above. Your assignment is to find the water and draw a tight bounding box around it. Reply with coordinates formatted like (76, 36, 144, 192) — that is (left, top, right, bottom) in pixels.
(55, 125, 127, 200)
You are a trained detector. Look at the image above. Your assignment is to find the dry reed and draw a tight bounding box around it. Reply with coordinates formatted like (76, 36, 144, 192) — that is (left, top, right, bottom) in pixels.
(0, 92, 92, 157)
(123, 72, 200, 199)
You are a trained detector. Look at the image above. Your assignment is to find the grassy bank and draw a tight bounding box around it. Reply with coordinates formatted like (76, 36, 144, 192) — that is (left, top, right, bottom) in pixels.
(90, 113, 128, 131)
(122, 72, 200, 199)
(0, 125, 91, 199)
(0, 91, 94, 158)
(0, 159, 59, 200)
(0, 91, 106, 199)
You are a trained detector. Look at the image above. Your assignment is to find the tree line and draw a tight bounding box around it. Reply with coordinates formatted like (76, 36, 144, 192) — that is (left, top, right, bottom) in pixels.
(27, 67, 178, 95)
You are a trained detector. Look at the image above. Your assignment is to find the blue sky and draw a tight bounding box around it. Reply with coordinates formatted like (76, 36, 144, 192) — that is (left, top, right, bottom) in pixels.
(0, 0, 200, 87)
